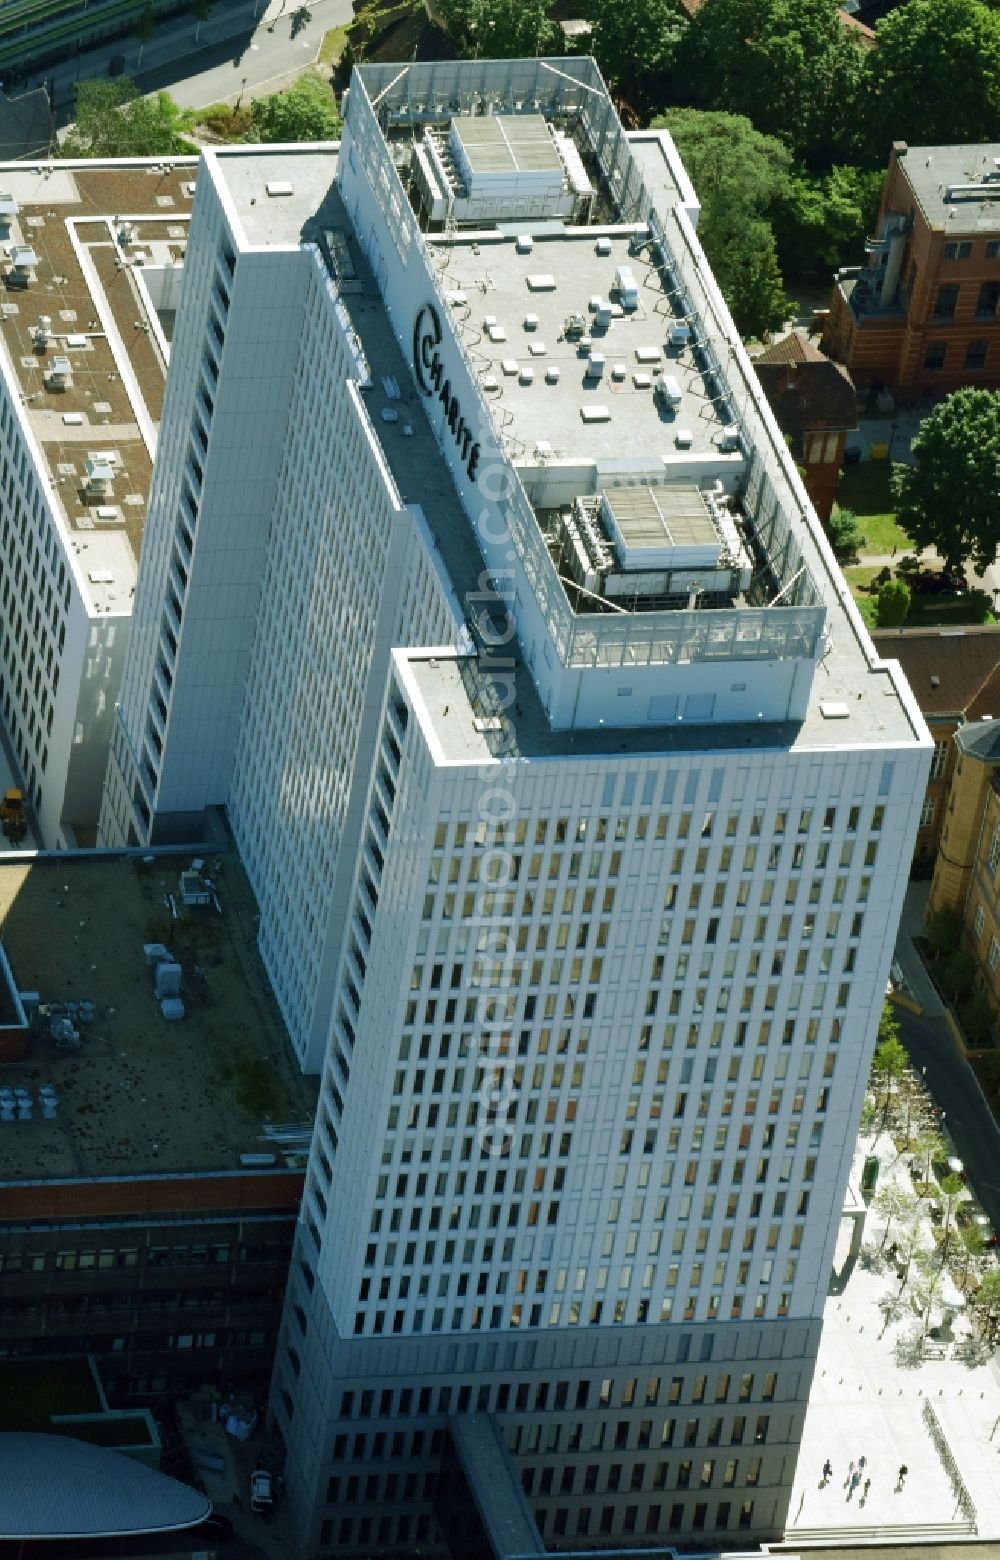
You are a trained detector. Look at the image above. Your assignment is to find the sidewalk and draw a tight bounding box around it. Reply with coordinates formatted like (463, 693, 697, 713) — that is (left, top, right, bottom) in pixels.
(892, 881, 944, 1017)
(176, 1398, 297, 1556)
(787, 1134, 1000, 1543)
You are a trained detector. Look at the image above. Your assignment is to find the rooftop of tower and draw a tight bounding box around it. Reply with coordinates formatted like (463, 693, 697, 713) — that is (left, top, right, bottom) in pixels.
(0, 160, 196, 616)
(0, 848, 316, 1183)
(203, 61, 928, 753)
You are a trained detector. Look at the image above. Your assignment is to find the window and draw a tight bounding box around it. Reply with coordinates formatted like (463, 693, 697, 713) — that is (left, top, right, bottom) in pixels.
(975, 903, 985, 940)
(924, 341, 947, 371)
(943, 241, 972, 260)
(930, 740, 949, 779)
(976, 282, 1000, 320)
(989, 822, 1000, 875)
(803, 432, 839, 464)
(989, 936, 1000, 973)
(988, 241, 1000, 259)
(920, 797, 936, 828)
(966, 339, 989, 371)
(933, 283, 959, 319)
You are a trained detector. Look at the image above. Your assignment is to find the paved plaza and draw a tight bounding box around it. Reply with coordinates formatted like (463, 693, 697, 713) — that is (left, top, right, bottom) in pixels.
(787, 1135, 1000, 1544)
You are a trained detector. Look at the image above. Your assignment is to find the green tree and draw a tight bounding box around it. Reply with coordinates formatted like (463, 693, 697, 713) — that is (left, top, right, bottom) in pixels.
(873, 1182, 918, 1253)
(910, 1125, 947, 1194)
(969, 1267, 1000, 1343)
(867, 0, 1000, 153)
(893, 390, 1000, 574)
(938, 1171, 966, 1253)
(911, 1247, 947, 1337)
(250, 76, 342, 143)
(775, 165, 884, 277)
(958, 1223, 986, 1291)
(827, 505, 863, 560)
(586, 0, 685, 112)
(674, 0, 866, 167)
(876, 1286, 907, 1339)
(924, 903, 962, 960)
(875, 577, 910, 627)
(894, 1211, 925, 1291)
(135, 2, 156, 66)
(61, 79, 188, 158)
(871, 1023, 909, 1127)
(651, 110, 792, 337)
(437, 0, 558, 58)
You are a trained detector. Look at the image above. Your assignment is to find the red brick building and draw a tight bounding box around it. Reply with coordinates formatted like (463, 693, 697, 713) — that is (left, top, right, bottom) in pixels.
(753, 334, 857, 522)
(824, 140, 1000, 397)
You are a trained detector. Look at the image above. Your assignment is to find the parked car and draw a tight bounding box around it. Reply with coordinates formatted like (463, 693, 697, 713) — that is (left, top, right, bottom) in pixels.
(250, 1467, 274, 1520)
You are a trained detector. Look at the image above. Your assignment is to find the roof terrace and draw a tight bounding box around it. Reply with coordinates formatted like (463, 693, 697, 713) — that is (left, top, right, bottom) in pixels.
(0, 849, 316, 1183)
(0, 161, 195, 615)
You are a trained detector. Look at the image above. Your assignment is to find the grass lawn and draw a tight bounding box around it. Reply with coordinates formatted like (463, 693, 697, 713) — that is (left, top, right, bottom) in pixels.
(319, 22, 349, 64)
(836, 462, 913, 556)
(843, 566, 879, 627)
(843, 566, 993, 630)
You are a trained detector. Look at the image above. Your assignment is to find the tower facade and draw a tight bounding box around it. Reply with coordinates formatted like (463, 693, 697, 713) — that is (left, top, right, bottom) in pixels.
(101, 58, 929, 1554)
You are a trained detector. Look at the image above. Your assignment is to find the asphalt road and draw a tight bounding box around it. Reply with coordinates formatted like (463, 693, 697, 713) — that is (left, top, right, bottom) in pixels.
(162, 0, 351, 111)
(41, 0, 351, 120)
(896, 1004, 1000, 1235)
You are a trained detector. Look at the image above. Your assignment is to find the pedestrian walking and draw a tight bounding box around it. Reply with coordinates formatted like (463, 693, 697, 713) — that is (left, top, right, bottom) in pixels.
(858, 1455, 867, 1472)
(863, 1477, 871, 1500)
(897, 1464, 908, 1489)
(822, 1459, 832, 1485)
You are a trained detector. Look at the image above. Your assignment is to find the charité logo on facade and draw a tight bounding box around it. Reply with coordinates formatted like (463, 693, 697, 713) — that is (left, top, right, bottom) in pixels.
(413, 302, 482, 482)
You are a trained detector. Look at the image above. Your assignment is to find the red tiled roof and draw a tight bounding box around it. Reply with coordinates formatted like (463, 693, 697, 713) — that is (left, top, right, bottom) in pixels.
(753, 336, 857, 433)
(872, 627, 1000, 717)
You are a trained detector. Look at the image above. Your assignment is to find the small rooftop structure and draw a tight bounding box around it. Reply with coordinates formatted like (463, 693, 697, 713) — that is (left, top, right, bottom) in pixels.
(605, 484, 721, 569)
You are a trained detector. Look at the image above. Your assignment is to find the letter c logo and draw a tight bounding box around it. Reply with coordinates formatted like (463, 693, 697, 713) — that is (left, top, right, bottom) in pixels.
(413, 302, 442, 396)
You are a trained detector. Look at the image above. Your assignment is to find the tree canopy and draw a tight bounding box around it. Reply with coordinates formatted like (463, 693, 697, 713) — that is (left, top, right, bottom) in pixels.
(61, 79, 188, 159)
(249, 75, 342, 143)
(651, 109, 792, 335)
(868, 0, 1000, 152)
(674, 0, 865, 167)
(586, 0, 686, 114)
(775, 165, 883, 277)
(875, 578, 910, 628)
(892, 390, 1000, 574)
(436, 0, 558, 58)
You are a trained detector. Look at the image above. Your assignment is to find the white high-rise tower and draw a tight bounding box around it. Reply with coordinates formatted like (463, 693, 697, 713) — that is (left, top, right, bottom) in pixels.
(101, 59, 929, 1556)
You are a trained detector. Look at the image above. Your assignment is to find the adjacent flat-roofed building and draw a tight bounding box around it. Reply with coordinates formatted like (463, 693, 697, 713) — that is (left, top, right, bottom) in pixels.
(0, 846, 315, 1404)
(0, 159, 194, 846)
(824, 140, 1000, 395)
(100, 57, 928, 1556)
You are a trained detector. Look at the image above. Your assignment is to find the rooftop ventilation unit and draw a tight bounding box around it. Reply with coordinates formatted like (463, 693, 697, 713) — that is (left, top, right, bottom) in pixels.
(45, 356, 72, 390)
